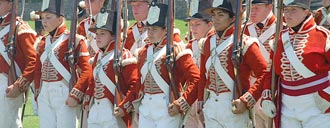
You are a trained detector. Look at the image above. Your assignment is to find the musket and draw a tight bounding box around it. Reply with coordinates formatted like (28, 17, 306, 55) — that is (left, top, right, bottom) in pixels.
(67, 0, 79, 92)
(113, 1, 128, 128)
(231, 0, 243, 104)
(5, 0, 18, 87)
(269, 0, 283, 128)
(67, 1, 80, 124)
(113, 0, 125, 109)
(165, 0, 179, 105)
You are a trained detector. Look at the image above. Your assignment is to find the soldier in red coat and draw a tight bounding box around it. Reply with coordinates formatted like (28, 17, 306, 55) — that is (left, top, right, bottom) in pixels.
(0, 0, 37, 127)
(130, 2, 200, 128)
(125, 0, 183, 56)
(87, 10, 139, 128)
(270, 0, 330, 127)
(198, 0, 268, 127)
(314, 0, 330, 29)
(243, 0, 277, 127)
(183, 0, 214, 127)
(33, 0, 92, 127)
(77, 0, 106, 63)
(125, 0, 150, 54)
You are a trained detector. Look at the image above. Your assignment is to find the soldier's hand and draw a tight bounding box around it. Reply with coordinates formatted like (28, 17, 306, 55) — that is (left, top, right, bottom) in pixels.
(6, 84, 21, 98)
(66, 97, 78, 107)
(231, 99, 247, 114)
(168, 103, 180, 116)
(114, 107, 125, 117)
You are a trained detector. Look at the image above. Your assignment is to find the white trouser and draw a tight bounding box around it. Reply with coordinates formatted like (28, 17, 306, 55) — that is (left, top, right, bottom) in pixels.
(88, 98, 124, 128)
(0, 73, 23, 128)
(281, 93, 330, 128)
(139, 93, 181, 128)
(184, 100, 204, 128)
(254, 99, 273, 128)
(38, 80, 79, 128)
(203, 91, 249, 128)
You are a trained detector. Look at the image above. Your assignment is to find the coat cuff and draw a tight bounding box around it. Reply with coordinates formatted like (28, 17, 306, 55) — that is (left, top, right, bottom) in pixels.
(15, 76, 31, 92)
(239, 92, 256, 109)
(173, 97, 190, 113)
(69, 88, 84, 103)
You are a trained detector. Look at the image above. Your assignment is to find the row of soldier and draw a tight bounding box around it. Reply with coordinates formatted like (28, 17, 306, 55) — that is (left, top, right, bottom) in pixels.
(1, 0, 330, 128)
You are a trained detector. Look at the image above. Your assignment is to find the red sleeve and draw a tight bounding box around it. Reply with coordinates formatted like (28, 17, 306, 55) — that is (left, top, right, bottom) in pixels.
(17, 32, 37, 81)
(70, 39, 93, 101)
(240, 43, 268, 109)
(117, 50, 139, 115)
(172, 45, 200, 113)
(176, 54, 200, 105)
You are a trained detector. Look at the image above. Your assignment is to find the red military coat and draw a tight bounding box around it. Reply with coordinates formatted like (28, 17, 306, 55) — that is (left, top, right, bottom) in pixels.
(0, 13, 36, 83)
(272, 14, 330, 128)
(34, 25, 92, 101)
(244, 14, 276, 54)
(77, 17, 98, 57)
(133, 34, 200, 113)
(198, 25, 268, 109)
(88, 41, 139, 127)
(124, 21, 147, 54)
(274, 15, 330, 95)
(243, 14, 278, 93)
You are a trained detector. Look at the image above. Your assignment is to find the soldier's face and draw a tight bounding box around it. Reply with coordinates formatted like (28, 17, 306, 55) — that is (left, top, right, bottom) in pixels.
(250, 4, 272, 23)
(40, 13, 63, 32)
(211, 9, 235, 31)
(189, 19, 212, 40)
(0, 0, 12, 17)
(147, 26, 166, 44)
(284, 6, 309, 28)
(130, 2, 149, 21)
(84, 0, 105, 16)
(95, 29, 113, 49)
